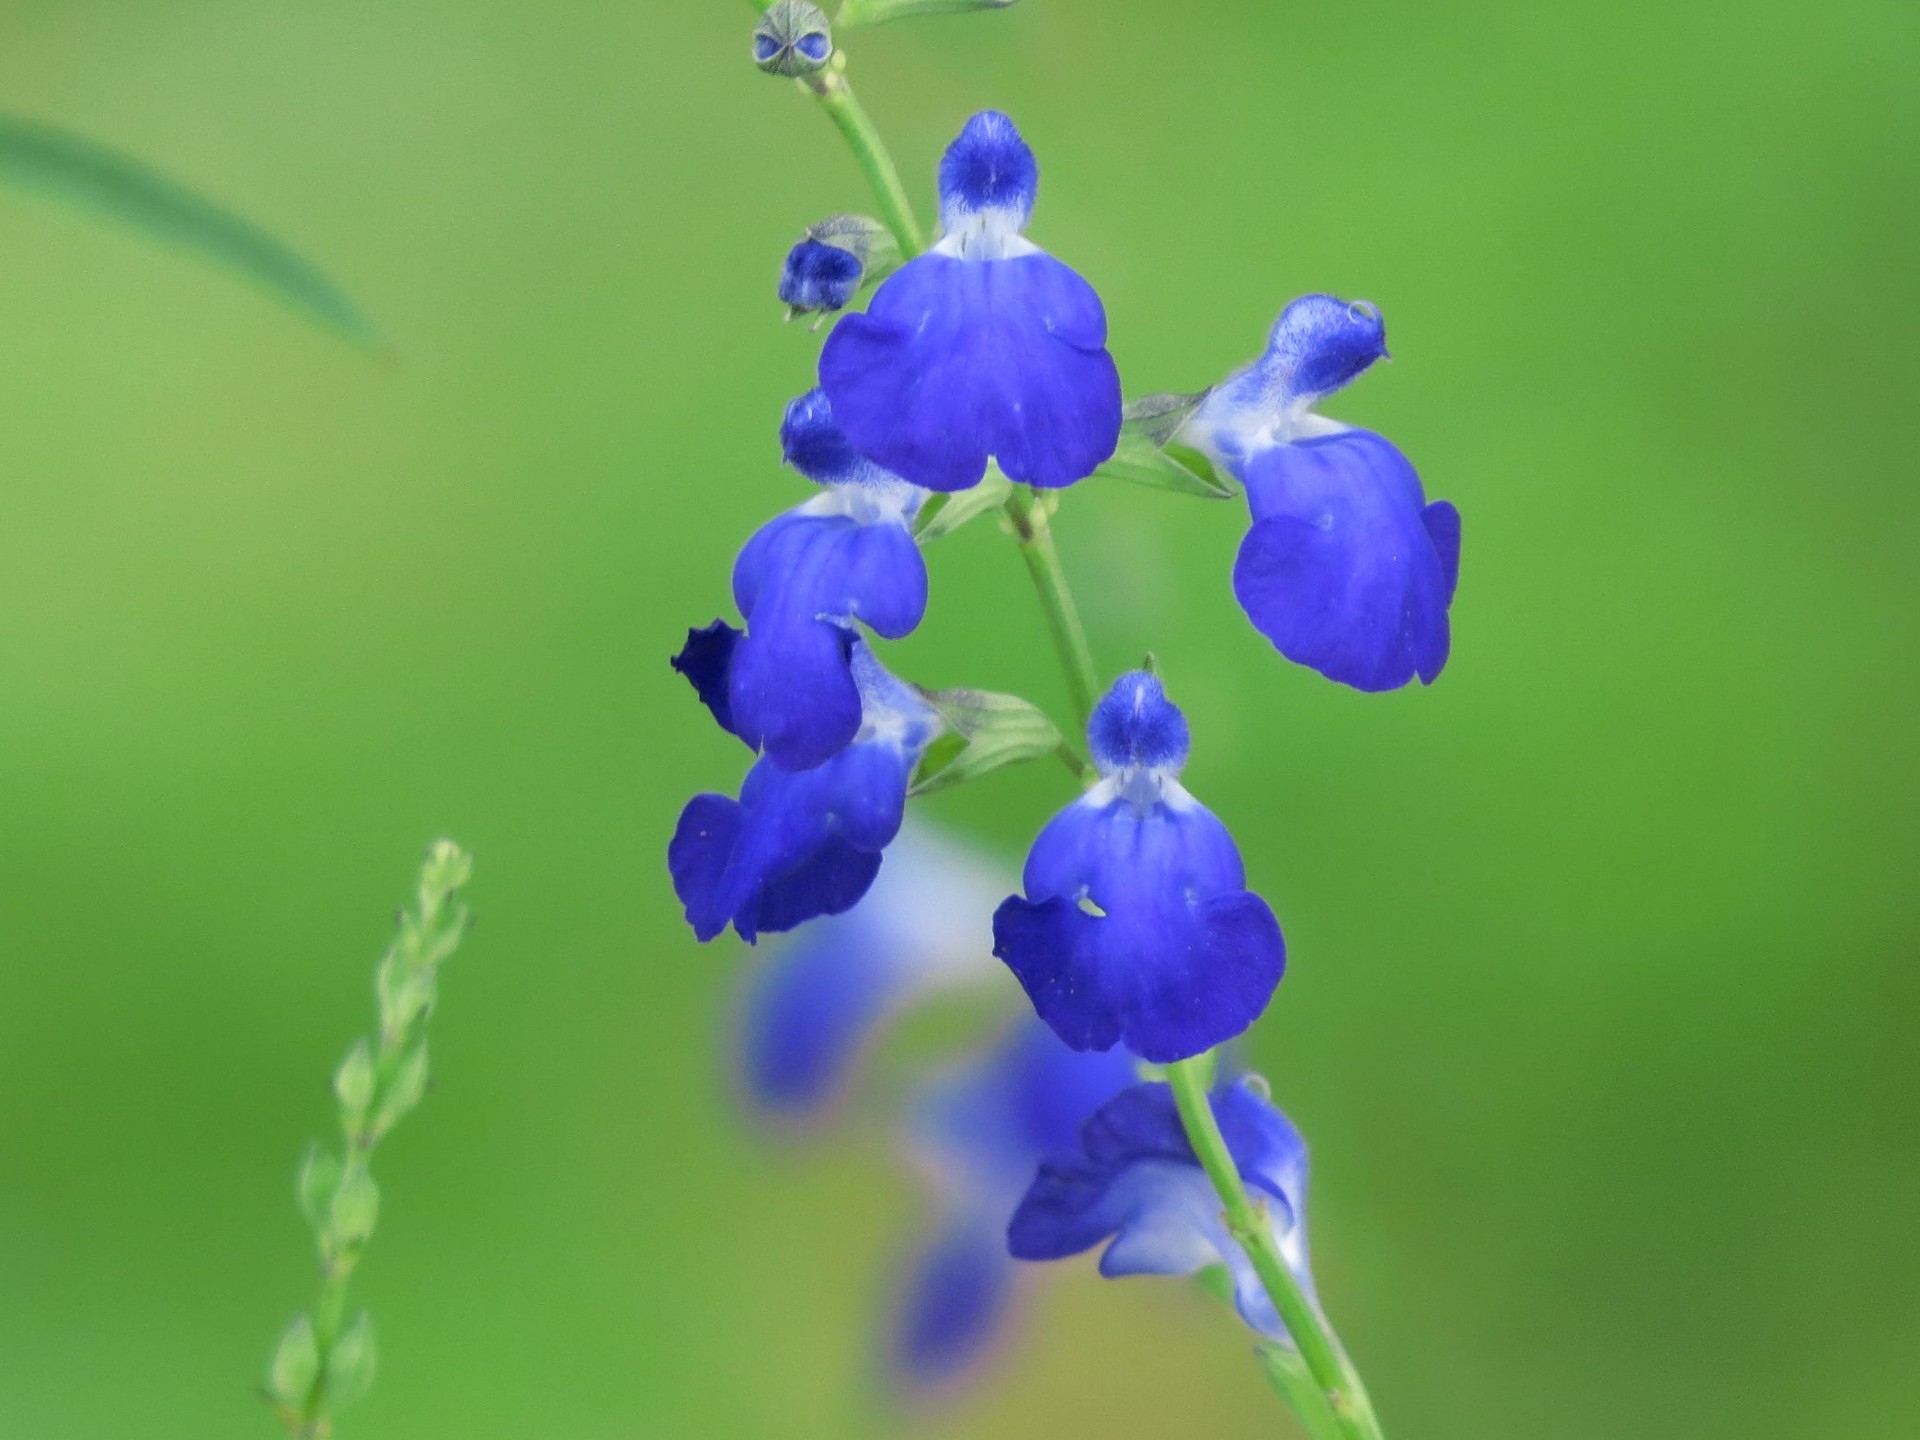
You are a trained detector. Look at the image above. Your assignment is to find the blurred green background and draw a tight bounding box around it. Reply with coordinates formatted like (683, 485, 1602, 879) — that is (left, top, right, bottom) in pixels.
(1, 0, 1915, 1436)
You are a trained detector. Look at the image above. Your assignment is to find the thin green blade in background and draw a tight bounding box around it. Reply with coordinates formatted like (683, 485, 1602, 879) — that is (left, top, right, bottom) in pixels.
(0, 110, 380, 347)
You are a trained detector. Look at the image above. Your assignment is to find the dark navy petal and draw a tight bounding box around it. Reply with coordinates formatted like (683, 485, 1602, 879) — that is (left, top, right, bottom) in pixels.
(728, 509, 928, 770)
(671, 620, 743, 742)
(889, 1218, 1016, 1392)
(995, 793, 1283, 1063)
(1232, 429, 1456, 692)
(668, 794, 745, 943)
(736, 827, 1005, 1123)
(779, 238, 864, 314)
(819, 251, 1122, 492)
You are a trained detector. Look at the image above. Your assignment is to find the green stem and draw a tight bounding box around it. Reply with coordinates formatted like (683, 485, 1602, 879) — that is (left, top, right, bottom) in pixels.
(1167, 1056, 1385, 1440)
(799, 61, 926, 257)
(1003, 486, 1100, 735)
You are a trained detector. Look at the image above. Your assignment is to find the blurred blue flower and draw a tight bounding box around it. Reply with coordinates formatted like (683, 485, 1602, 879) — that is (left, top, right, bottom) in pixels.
(819, 111, 1123, 493)
(735, 823, 1006, 1124)
(992, 672, 1285, 1063)
(1191, 294, 1461, 693)
(1008, 1073, 1316, 1343)
(673, 389, 927, 771)
(670, 642, 939, 943)
(893, 1017, 1137, 1393)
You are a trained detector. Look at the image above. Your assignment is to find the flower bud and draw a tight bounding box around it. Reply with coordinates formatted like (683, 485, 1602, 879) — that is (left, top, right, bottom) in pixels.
(752, 0, 833, 78)
(778, 214, 899, 319)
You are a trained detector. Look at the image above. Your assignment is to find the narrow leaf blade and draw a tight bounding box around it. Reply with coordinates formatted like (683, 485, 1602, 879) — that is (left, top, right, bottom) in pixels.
(0, 111, 380, 345)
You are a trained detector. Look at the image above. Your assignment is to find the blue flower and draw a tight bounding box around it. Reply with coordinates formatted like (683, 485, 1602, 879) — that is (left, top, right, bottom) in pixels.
(1008, 1074, 1316, 1343)
(780, 237, 865, 314)
(819, 111, 1123, 493)
(894, 1018, 1137, 1392)
(991, 672, 1285, 1063)
(670, 642, 940, 943)
(735, 824, 1006, 1124)
(1190, 294, 1461, 693)
(673, 389, 928, 771)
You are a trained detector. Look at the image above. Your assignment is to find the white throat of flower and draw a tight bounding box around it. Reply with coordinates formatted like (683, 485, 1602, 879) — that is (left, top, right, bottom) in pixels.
(932, 208, 1041, 262)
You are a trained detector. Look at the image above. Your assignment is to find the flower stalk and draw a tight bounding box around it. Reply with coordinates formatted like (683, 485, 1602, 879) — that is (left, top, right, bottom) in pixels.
(1167, 1055, 1384, 1440)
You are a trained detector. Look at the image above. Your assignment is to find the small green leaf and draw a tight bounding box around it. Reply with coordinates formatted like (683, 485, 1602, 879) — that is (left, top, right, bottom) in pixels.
(324, 1312, 379, 1414)
(0, 111, 380, 345)
(913, 466, 1013, 543)
(1095, 422, 1236, 500)
(369, 1040, 430, 1143)
(329, 1169, 380, 1247)
(837, 0, 1020, 26)
(910, 688, 1063, 796)
(296, 1143, 342, 1232)
(267, 1314, 319, 1406)
(333, 1040, 376, 1120)
(1123, 388, 1213, 445)
(1256, 1342, 1344, 1436)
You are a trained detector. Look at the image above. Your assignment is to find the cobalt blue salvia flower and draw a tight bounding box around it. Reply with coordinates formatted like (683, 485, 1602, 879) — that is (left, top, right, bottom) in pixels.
(819, 111, 1123, 493)
(1188, 294, 1462, 693)
(1008, 1073, 1316, 1343)
(673, 388, 928, 771)
(734, 823, 1006, 1124)
(670, 640, 940, 943)
(991, 672, 1285, 1063)
(778, 215, 897, 318)
(893, 1018, 1136, 1392)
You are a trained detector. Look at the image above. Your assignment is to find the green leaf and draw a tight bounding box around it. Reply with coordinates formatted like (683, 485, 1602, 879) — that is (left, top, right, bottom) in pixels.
(1256, 1343, 1344, 1438)
(1123, 388, 1213, 445)
(910, 688, 1063, 796)
(267, 1313, 320, 1407)
(837, 0, 1020, 25)
(0, 111, 380, 345)
(332, 1040, 376, 1120)
(1094, 422, 1237, 500)
(324, 1312, 379, 1414)
(913, 466, 1013, 543)
(296, 1143, 342, 1232)
(368, 1040, 430, 1143)
(329, 1169, 380, 1247)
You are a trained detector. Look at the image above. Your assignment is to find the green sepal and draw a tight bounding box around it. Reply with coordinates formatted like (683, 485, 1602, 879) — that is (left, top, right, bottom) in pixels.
(266, 1313, 320, 1407)
(1124, 388, 1212, 445)
(368, 1040, 430, 1144)
(837, 0, 1019, 26)
(909, 688, 1063, 796)
(912, 466, 1013, 543)
(1256, 1342, 1345, 1438)
(324, 1312, 379, 1414)
(328, 1169, 380, 1248)
(332, 1040, 376, 1120)
(1095, 416, 1236, 501)
(296, 1143, 342, 1233)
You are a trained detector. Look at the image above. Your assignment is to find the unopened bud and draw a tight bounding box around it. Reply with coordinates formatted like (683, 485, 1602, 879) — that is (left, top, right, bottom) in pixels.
(753, 0, 833, 78)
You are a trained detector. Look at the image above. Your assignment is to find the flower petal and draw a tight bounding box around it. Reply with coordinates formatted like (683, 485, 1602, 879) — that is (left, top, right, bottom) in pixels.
(820, 252, 1122, 492)
(1231, 430, 1455, 692)
(889, 1218, 1017, 1392)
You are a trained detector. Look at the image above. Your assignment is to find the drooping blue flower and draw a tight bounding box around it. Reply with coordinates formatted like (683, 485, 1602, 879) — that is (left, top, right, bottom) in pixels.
(1008, 1074, 1316, 1343)
(893, 1017, 1137, 1392)
(673, 389, 928, 771)
(1189, 294, 1461, 693)
(735, 823, 1007, 1124)
(992, 672, 1285, 1064)
(670, 642, 940, 943)
(819, 111, 1123, 493)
